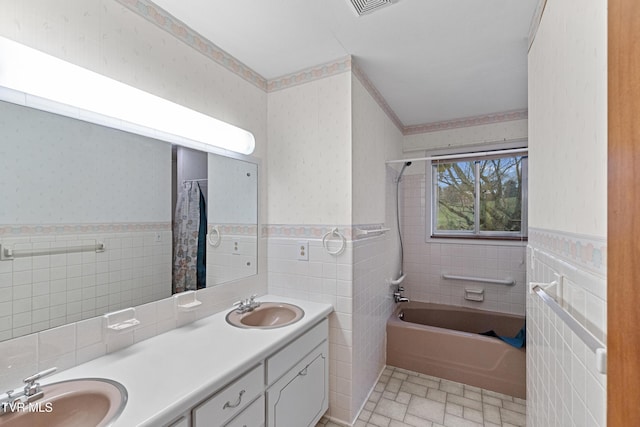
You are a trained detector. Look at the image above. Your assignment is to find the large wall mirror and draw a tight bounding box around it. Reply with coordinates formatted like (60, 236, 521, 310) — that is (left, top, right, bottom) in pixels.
(0, 99, 258, 342)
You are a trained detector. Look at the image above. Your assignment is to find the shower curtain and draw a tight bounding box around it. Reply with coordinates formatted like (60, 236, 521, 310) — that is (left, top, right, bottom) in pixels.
(173, 182, 207, 293)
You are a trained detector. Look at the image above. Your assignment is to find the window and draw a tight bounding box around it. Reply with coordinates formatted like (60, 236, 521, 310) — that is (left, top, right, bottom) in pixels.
(431, 152, 527, 239)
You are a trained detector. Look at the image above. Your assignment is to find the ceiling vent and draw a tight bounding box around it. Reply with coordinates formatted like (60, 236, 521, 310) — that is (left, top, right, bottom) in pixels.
(347, 0, 395, 16)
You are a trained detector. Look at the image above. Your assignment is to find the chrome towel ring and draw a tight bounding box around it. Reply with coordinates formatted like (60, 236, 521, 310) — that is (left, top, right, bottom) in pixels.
(322, 227, 346, 256)
(207, 225, 221, 247)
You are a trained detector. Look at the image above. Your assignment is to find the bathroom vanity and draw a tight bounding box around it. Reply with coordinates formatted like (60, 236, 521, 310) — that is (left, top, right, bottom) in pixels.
(40, 296, 332, 427)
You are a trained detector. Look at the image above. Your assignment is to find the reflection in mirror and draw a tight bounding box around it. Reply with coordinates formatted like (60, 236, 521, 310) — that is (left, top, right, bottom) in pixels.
(0, 100, 258, 342)
(207, 155, 258, 285)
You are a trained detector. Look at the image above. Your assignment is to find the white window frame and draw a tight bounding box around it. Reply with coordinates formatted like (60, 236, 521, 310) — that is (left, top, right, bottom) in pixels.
(424, 141, 528, 245)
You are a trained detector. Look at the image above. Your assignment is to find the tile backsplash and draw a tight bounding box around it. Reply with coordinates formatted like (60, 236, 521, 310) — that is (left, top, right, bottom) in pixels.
(401, 173, 527, 316)
(0, 227, 171, 341)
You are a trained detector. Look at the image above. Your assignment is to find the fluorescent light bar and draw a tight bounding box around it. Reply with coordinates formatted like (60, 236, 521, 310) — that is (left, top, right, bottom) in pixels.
(0, 37, 255, 155)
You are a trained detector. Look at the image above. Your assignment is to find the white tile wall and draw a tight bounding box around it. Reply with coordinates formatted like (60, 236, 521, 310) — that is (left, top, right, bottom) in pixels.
(351, 235, 395, 421)
(267, 236, 353, 422)
(0, 274, 262, 388)
(0, 230, 172, 341)
(268, 229, 398, 425)
(526, 238, 606, 427)
(401, 174, 527, 316)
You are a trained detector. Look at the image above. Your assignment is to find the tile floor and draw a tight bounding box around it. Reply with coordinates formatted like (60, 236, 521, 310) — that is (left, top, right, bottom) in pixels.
(317, 366, 526, 427)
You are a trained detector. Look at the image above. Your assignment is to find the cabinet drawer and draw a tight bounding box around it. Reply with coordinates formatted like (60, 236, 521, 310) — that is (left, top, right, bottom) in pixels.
(193, 364, 264, 426)
(225, 395, 265, 427)
(266, 319, 328, 384)
(266, 341, 328, 427)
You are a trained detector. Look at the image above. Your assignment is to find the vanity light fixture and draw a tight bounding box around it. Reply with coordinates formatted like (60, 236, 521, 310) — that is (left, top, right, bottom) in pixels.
(0, 36, 255, 155)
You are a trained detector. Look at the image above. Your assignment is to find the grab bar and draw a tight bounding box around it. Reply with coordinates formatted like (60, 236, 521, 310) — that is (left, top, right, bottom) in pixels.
(532, 283, 607, 374)
(0, 241, 105, 261)
(442, 273, 515, 286)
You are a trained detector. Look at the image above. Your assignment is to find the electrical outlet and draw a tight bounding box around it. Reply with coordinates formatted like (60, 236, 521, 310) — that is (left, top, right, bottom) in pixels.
(297, 241, 309, 261)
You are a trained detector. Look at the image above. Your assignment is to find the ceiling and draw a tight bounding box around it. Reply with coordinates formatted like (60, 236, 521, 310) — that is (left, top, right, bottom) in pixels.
(149, 0, 538, 127)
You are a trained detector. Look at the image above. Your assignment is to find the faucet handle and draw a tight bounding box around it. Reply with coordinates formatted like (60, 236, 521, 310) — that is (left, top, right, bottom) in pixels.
(23, 367, 56, 385)
(23, 367, 56, 397)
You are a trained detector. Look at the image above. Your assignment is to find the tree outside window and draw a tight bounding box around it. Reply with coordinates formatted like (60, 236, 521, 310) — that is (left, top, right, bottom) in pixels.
(432, 154, 527, 238)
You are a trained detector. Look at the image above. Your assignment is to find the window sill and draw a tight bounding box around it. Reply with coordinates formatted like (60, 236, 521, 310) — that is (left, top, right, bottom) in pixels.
(427, 234, 528, 246)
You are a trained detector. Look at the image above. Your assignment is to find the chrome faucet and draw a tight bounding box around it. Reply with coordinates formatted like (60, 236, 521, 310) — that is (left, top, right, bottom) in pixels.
(234, 294, 261, 313)
(393, 286, 409, 303)
(1, 367, 56, 414)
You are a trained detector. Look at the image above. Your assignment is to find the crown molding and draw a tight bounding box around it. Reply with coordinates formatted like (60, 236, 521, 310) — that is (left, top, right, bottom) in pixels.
(403, 110, 529, 136)
(116, 0, 528, 137)
(115, 0, 268, 91)
(266, 56, 352, 92)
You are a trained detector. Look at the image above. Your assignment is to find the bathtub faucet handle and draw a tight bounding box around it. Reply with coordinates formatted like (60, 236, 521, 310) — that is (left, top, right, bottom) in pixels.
(393, 291, 409, 303)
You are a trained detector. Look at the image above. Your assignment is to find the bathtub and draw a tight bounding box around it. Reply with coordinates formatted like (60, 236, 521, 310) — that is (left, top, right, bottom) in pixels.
(387, 301, 526, 398)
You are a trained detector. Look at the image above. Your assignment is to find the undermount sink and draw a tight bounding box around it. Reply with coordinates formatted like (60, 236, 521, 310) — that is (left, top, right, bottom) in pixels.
(226, 302, 305, 329)
(1, 378, 127, 427)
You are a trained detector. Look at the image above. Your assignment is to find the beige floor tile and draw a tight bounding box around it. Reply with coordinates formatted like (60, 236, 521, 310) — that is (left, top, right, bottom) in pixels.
(396, 391, 411, 404)
(383, 390, 398, 400)
(375, 398, 408, 421)
(406, 395, 445, 424)
(400, 381, 428, 397)
(503, 400, 527, 415)
(442, 413, 482, 427)
(482, 388, 514, 401)
(389, 420, 415, 427)
(483, 403, 502, 424)
(386, 378, 403, 393)
(446, 394, 483, 411)
(481, 395, 503, 407)
(462, 389, 481, 402)
(439, 380, 464, 396)
(407, 375, 440, 389)
(369, 413, 392, 427)
(403, 413, 434, 427)
(513, 397, 526, 406)
(353, 367, 526, 427)
(370, 391, 382, 403)
(392, 371, 409, 381)
(445, 402, 463, 417)
(426, 388, 447, 404)
(359, 409, 372, 421)
(462, 407, 483, 423)
(500, 407, 526, 426)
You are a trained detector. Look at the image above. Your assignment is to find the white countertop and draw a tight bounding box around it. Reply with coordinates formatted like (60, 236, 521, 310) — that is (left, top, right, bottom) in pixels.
(43, 295, 333, 427)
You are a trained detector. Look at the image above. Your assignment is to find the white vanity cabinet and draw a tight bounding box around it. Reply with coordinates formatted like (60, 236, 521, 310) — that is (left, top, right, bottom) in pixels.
(189, 318, 328, 427)
(192, 364, 264, 426)
(265, 319, 329, 427)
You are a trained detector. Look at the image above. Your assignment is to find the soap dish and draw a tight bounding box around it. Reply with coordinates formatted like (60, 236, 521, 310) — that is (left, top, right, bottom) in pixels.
(174, 290, 202, 312)
(104, 307, 140, 333)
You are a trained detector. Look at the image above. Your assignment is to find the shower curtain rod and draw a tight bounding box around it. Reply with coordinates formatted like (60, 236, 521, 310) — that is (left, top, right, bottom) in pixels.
(386, 147, 528, 165)
(182, 178, 208, 183)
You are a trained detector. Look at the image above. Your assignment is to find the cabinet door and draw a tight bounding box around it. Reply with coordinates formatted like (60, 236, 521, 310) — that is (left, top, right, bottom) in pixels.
(266, 342, 328, 427)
